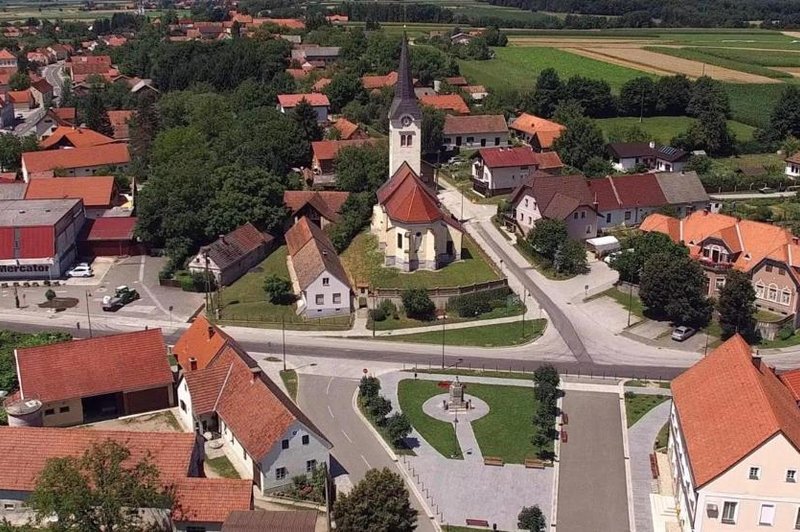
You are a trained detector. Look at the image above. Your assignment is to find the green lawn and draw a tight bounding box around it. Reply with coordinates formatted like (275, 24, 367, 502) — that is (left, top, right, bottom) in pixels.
(625, 393, 669, 428)
(759, 329, 800, 349)
(596, 115, 755, 144)
(679, 47, 800, 68)
(458, 46, 652, 92)
(205, 455, 241, 479)
(397, 379, 462, 459)
(340, 232, 501, 290)
(410, 368, 541, 380)
(467, 382, 544, 463)
(655, 422, 670, 450)
(371, 303, 523, 331)
(382, 319, 546, 347)
(280, 369, 298, 401)
(218, 246, 351, 329)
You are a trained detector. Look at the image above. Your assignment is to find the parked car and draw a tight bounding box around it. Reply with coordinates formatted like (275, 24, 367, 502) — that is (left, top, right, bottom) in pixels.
(759, 186, 777, 194)
(66, 263, 93, 277)
(671, 325, 696, 342)
(102, 285, 139, 311)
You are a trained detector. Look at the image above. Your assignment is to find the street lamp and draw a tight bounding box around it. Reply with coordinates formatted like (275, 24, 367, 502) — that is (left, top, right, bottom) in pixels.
(441, 318, 446, 369)
(85, 290, 93, 338)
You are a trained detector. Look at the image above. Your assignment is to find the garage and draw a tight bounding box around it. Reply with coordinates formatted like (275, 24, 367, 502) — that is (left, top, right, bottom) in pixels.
(79, 217, 145, 257)
(124, 387, 172, 416)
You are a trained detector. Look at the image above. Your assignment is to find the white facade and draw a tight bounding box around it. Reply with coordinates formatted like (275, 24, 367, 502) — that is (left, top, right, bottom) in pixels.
(296, 270, 352, 317)
(21, 162, 130, 182)
(278, 103, 328, 123)
(513, 192, 541, 235)
(786, 161, 800, 179)
(472, 160, 532, 194)
(389, 113, 421, 177)
(596, 206, 658, 230)
(611, 156, 641, 172)
(656, 158, 686, 173)
(443, 132, 508, 150)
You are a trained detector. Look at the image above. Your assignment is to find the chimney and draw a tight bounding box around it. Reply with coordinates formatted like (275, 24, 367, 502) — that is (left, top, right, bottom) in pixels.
(250, 366, 261, 383)
(189, 357, 197, 371)
(649, 141, 656, 149)
(220, 234, 226, 244)
(752, 354, 762, 370)
(207, 326, 215, 338)
(322, 250, 328, 256)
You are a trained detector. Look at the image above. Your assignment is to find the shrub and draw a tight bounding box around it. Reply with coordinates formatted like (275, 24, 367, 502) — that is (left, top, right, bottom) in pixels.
(533, 364, 560, 388)
(370, 307, 387, 322)
(359, 375, 381, 399)
(263, 274, 294, 304)
(180, 271, 217, 293)
(384, 412, 412, 446)
(365, 395, 392, 422)
(378, 299, 398, 319)
(44, 289, 56, 301)
(401, 288, 435, 321)
(778, 325, 795, 341)
(447, 287, 512, 318)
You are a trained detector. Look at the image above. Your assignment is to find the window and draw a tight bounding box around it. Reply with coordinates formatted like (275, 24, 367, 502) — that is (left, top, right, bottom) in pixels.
(624, 211, 632, 221)
(481, 138, 486, 147)
(524, 198, 528, 207)
(782, 289, 792, 305)
(180, 400, 187, 412)
(769, 285, 779, 301)
(759, 504, 775, 526)
(767, 264, 774, 273)
(494, 137, 500, 145)
(333, 293, 341, 304)
(397, 233, 403, 250)
(780, 268, 787, 276)
(44, 408, 54, 416)
(795, 508, 800, 529)
(3, 503, 14, 511)
(322, 277, 329, 286)
(715, 278, 726, 291)
(306, 459, 317, 473)
(756, 282, 765, 298)
(586, 226, 592, 234)
(788, 469, 797, 482)
(302, 435, 310, 445)
(749, 467, 761, 480)
(606, 213, 611, 223)
(573, 212, 579, 220)
(722, 501, 737, 524)
(467, 136, 474, 144)
(59, 406, 69, 414)
(581, 211, 586, 219)
(281, 439, 289, 450)
(276, 467, 287, 480)
(315, 294, 324, 305)
(186, 527, 206, 532)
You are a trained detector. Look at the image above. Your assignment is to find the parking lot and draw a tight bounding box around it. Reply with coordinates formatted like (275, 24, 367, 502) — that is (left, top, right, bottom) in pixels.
(0, 255, 204, 325)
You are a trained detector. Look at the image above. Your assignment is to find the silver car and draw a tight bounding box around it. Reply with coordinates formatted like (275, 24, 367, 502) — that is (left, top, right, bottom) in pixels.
(66, 264, 93, 278)
(671, 326, 696, 342)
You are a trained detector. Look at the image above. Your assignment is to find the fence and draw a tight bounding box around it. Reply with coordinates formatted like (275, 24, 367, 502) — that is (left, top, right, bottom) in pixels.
(216, 313, 354, 331)
(370, 278, 509, 309)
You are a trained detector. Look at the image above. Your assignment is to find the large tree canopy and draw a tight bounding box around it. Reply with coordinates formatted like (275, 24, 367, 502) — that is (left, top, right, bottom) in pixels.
(333, 468, 417, 532)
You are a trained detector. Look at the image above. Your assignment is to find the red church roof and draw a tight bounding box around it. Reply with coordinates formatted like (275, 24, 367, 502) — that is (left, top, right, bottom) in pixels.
(377, 163, 445, 224)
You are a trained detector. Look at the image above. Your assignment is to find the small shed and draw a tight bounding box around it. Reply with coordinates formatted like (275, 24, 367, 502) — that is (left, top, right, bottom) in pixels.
(586, 235, 620, 258)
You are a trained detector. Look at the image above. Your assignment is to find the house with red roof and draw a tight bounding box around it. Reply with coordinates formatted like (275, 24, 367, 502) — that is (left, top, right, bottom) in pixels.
(669, 334, 800, 531)
(24, 175, 118, 216)
(29, 78, 53, 108)
(11, 329, 174, 427)
(330, 117, 365, 140)
(310, 138, 378, 183)
(442, 114, 508, 151)
(509, 113, 565, 152)
(785, 151, 800, 179)
(471, 146, 563, 197)
(21, 143, 130, 181)
(419, 93, 470, 115)
(284, 190, 349, 229)
(187, 222, 275, 286)
(175, 323, 331, 493)
(107, 109, 134, 139)
(509, 174, 597, 239)
(361, 71, 398, 91)
(286, 216, 352, 316)
(39, 126, 116, 150)
(78, 216, 143, 257)
(641, 210, 800, 333)
(276, 93, 330, 123)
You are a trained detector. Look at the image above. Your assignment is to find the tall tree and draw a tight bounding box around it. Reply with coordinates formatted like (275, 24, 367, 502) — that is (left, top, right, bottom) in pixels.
(324, 72, 366, 113)
(564, 76, 616, 118)
(531, 68, 563, 118)
(554, 239, 588, 275)
(717, 269, 758, 342)
(527, 218, 568, 260)
(128, 91, 160, 175)
(291, 98, 323, 142)
(333, 468, 417, 532)
(762, 85, 800, 142)
(9, 71, 30, 91)
(655, 74, 692, 116)
(673, 110, 736, 156)
(551, 110, 606, 170)
(84, 87, 114, 137)
(334, 141, 389, 193)
(28, 439, 174, 531)
(618, 76, 657, 117)
(421, 106, 445, 155)
(687, 76, 730, 118)
(610, 232, 688, 284)
(640, 253, 712, 326)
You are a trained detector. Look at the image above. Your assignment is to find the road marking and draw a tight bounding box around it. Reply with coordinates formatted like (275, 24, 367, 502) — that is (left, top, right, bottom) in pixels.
(361, 455, 371, 468)
(341, 430, 353, 443)
(326, 376, 333, 395)
(327, 405, 335, 418)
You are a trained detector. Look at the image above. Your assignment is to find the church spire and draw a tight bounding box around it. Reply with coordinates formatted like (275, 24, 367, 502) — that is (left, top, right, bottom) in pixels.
(389, 34, 421, 120)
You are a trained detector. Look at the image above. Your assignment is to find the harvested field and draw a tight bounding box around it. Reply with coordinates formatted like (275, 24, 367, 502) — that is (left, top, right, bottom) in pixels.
(565, 47, 781, 83)
(509, 37, 654, 47)
(778, 67, 800, 77)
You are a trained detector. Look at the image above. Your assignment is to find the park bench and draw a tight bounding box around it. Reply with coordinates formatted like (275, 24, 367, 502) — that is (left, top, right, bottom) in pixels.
(524, 458, 546, 469)
(483, 456, 504, 466)
(561, 430, 568, 443)
(465, 519, 490, 527)
(561, 412, 569, 425)
(649, 453, 660, 479)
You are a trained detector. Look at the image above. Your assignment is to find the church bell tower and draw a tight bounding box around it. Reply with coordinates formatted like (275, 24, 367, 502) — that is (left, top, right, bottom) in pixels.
(388, 35, 422, 177)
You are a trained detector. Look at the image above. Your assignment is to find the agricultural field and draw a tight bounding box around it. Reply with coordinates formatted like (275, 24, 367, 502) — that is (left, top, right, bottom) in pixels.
(643, 47, 793, 80)
(596, 116, 755, 144)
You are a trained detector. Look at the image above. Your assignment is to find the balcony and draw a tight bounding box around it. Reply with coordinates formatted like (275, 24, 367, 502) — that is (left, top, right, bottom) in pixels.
(698, 257, 733, 272)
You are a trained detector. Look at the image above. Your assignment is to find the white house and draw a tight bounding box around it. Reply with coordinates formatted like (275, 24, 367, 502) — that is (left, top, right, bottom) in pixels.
(607, 141, 689, 173)
(509, 174, 597, 240)
(285, 216, 352, 317)
(442, 114, 508, 150)
(188, 223, 274, 286)
(785, 152, 800, 179)
(276, 93, 330, 123)
(471, 146, 563, 197)
(669, 335, 800, 532)
(177, 340, 332, 494)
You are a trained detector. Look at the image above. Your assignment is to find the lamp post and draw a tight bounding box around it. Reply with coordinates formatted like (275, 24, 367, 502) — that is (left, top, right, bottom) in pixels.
(627, 282, 633, 328)
(521, 287, 526, 336)
(441, 318, 446, 369)
(281, 314, 287, 372)
(85, 290, 93, 338)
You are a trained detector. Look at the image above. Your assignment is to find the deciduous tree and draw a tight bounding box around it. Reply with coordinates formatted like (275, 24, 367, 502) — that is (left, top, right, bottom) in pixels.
(717, 269, 758, 342)
(334, 141, 389, 193)
(292, 99, 323, 142)
(527, 218, 567, 260)
(324, 72, 366, 113)
(619, 76, 657, 117)
(639, 253, 712, 326)
(333, 468, 417, 532)
(531, 68, 563, 118)
(401, 288, 436, 321)
(518, 505, 547, 532)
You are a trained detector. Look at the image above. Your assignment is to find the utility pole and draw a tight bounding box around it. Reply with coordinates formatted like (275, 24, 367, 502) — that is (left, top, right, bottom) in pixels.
(521, 287, 526, 336)
(627, 282, 633, 328)
(639, 86, 646, 123)
(441, 319, 446, 369)
(85, 290, 93, 338)
(281, 315, 287, 372)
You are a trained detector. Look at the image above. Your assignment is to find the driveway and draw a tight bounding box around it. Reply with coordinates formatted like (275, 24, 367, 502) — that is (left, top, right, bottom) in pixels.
(557, 390, 630, 532)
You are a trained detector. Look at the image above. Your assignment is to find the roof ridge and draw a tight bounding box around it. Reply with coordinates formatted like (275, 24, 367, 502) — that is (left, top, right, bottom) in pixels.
(607, 176, 622, 209)
(213, 361, 235, 412)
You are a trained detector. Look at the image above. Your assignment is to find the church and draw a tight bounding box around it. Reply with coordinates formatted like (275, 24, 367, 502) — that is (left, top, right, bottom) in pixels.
(370, 37, 464, 272)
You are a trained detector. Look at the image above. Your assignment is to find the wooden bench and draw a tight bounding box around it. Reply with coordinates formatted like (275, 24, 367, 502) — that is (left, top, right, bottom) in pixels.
(649, 453, 660, 479)
(466, 519, 490, 527)
(483, 456, 504, 467)
(561, 412, 569, 425)
(524, 458, 546, 469)
(561, 430, 568, 443)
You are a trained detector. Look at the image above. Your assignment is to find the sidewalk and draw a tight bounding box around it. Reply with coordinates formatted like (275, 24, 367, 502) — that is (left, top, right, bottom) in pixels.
(628, 400, 672, 532)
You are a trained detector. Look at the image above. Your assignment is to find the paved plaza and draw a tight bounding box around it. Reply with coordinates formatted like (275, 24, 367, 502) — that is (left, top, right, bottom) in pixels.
(380, 371, 554, 531)
(556, 390, 630, 532)
(629, 400, 673, 532)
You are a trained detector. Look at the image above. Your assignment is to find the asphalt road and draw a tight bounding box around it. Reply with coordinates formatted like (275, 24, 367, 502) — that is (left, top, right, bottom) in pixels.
(297, 375, 437, 532)
(556, 391, 630, 532)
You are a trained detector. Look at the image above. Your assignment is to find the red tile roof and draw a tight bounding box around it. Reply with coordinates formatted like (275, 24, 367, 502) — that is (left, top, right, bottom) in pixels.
(260, 18, 305, 29)
(362, 71, 398, 90)
(173, 315, 230, 372)
(23, 143, 130, 173)
(312, 77, 331, 92)
(16, 329, 173, 403)
(30, 78, 53, 94)
(672, 335, 800, 487)
(285, 68, 309, 80)
(283, 190, 349, 223)
(476, 146, 562, 170)
(286, 216, 350, 290)
(509, 113, 566, 149)
(107, 110, 133, 139)
(445, 76, 468, 86)
(419, 94, 470, 115)
(511, 174, 593, 221)
(443, 114, 506, 136)
(0, 49, 15, 60)
(311, 138, 376, 163)
(24, 175, 115, 207)
(0, 427, 195, 491)
(277, 93, 330, 108)
(586, 174, 668, 211)
(200, 222, 273, 271)
(331, 117, 360, 140)
(40, 126, 116, 150)
(780, 368, 800, 402)
(173, 477, 253, 524)
(184, 343, 331, 461)
(52, 107, 76, 124)
(81, 216, 137, 241)
(787, 152, 800, 165)
(377, 163, 448, 224)
(7, 90, 30, 104)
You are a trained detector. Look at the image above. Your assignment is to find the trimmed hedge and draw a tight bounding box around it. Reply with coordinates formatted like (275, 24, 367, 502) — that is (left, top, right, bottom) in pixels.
(447, 286, 512, 318)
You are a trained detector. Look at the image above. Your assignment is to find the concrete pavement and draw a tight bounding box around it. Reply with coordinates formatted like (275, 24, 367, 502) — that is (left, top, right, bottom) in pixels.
(629, 400, 672, 532)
